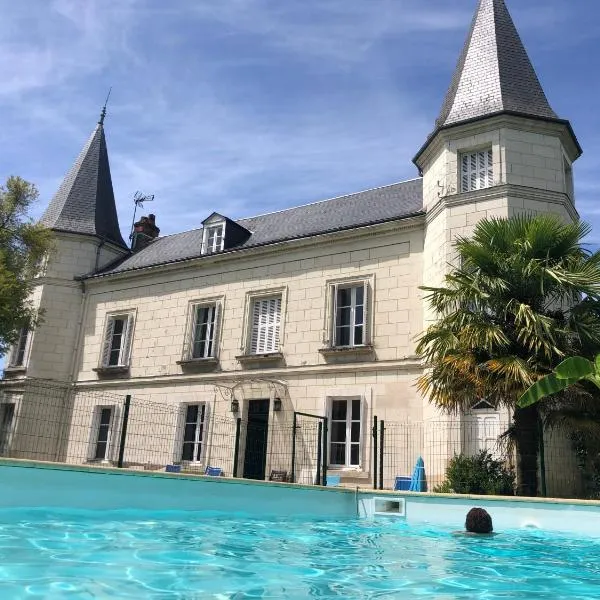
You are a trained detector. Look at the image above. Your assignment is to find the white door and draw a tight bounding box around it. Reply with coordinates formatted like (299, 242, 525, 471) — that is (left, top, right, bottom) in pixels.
(464, 412, 501, 457)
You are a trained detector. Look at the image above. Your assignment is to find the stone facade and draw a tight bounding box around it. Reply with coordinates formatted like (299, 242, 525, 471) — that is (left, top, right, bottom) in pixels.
(0, 0, 585, 494)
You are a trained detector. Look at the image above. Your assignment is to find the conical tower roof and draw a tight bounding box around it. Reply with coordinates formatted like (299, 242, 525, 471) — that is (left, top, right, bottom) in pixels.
(40, 119, 127, 249)
(436, 0, 557, 129)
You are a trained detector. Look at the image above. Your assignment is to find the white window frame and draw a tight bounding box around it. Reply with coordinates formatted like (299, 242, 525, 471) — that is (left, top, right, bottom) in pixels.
(327, 397, 363, 469)
(8, 327, 30, 368)
(249, 295, 282, 354)
(460, 148, 493, 192)
(89, 405, 117, 462)
(0, 402, 16, 455)
(326, 279, 372, 348)
(202, 222, 225, 254)
(100, 312, 135, 368)
(179, 402, 208, 464)
(185, 301, 221, 360)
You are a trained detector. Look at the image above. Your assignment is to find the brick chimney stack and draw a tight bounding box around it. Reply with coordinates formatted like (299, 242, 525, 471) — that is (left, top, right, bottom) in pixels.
(132, 214, 160, 251)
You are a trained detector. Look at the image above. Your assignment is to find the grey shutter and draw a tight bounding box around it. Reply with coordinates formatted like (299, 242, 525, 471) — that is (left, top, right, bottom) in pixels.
(188, 305, 201, 359)
(363, 281, 371, 345)
(173, 404, 187, 463)
(250, 300, 261, 354)
(210, 303, 221, 358)
(101, 318, 115, 367)
(331, 284, 339, 347)
(120, 314, 134, 366)
(270, 297, 282, 352)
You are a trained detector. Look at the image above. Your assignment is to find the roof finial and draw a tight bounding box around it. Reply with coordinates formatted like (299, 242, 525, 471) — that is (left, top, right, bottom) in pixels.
(98, 87, 112, 125)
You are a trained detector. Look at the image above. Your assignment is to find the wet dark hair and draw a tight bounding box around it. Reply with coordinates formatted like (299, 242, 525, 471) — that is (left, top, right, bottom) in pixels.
(465, 508, 493, 534)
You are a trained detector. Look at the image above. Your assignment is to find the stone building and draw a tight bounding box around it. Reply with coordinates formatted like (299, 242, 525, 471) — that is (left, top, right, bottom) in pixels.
(0, 0, 582, 491)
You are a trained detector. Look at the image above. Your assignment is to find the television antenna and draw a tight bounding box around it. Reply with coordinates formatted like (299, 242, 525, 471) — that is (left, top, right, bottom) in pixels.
(129, 191, 155, 241)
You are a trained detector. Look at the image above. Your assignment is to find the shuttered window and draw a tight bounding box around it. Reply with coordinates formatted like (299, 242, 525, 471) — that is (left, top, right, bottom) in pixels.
(250, 296, 281, 354)
(333, 283, 369, 347)
(101, 314, 134, 367)
(189, 304, 219, 359)
(461, 149, 493, 192)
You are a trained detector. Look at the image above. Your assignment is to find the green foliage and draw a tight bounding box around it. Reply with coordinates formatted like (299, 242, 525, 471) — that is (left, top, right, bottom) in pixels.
(434, 451, 515, 496)
(519, 355, 600, 408)
(0, 176, 53, 354)
(417, 215, 600, 413)
(417, 214, 600, 495)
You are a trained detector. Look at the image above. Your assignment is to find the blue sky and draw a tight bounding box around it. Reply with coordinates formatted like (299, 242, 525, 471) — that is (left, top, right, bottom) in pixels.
(1, 0, 599, 242)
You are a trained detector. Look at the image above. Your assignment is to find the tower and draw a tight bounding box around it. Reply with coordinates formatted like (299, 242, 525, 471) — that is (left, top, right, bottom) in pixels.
(416, 0, 582, 442)
(17, 112, 129, 382)
(418, 0, 581, 327)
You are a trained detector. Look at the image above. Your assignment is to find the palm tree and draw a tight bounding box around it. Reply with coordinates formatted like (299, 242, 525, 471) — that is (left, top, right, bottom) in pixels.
(416, 215, 600, 496)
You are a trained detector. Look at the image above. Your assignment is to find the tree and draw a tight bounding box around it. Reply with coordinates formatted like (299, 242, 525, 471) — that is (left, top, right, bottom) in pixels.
(416, 215, 600, 496)
(0, 176, 53, 356)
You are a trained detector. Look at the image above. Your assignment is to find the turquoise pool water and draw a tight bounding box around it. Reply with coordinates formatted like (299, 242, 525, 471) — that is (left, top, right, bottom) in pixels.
(1, 508, 599, 599)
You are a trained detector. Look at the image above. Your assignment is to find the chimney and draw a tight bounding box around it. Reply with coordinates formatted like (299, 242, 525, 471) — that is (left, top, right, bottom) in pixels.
(132, 214, 160, 251)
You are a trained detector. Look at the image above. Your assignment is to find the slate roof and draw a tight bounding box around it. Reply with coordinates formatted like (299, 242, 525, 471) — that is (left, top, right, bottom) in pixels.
(40, 123, 127, 249)
(436, 0, 557, 129)
(94, 178, 424, 277)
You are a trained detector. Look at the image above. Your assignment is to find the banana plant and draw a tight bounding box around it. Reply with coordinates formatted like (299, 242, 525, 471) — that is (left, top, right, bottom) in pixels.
(518, 356, 600, 408)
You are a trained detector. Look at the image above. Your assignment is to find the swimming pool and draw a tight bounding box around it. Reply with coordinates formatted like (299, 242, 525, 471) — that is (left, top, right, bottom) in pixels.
(2, 460, 600, 598)
(1, 507, 599, 599)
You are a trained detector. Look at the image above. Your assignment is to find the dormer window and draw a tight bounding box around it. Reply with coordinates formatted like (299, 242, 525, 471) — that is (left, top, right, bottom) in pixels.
(202, 223, 225, 254)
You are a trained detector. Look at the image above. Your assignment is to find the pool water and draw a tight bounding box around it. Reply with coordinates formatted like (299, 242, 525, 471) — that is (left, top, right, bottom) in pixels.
(1, 508, 599, 599)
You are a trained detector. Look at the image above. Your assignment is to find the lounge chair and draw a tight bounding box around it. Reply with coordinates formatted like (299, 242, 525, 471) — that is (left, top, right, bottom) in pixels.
(394, 457, 427, 492)
(393, 476, 411, 491)
(204, 466, 223, 477)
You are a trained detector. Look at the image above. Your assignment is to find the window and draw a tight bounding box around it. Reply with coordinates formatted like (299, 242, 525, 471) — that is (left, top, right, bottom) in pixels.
(188, 303, 219, 359)
(8, 327, 29, 368)
(250, 296, 281, 354)
(94, 407, 113, 461)
(329, 398, 362, 467)
(0, 403, 15, 454)
(333, 283, 368, 347)
(203, 223, 225, 254)
(100, 314, 134, 368)
(461, 149, 493, 192)
(181, 403, 206, 462)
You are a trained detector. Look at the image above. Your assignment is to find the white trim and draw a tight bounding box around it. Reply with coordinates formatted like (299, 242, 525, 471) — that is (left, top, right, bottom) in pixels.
(185, 301, 220, 359)
(88, 405, 119, 462)
(460, 148, 493, 192)
(325, 276, 374, 348)
(327, 395, 364, 469)
(100, 311, 136, 368)
(242, 287, 287, 354)
(177, 402, 208, 464)
(202, 222, 225, 254)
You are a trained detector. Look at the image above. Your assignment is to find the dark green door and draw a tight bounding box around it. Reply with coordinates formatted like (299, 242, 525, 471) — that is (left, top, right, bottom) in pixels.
(243, 399, 270, 480)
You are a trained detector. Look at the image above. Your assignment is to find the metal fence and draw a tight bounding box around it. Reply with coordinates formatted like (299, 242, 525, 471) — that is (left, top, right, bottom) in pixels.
(0, 379, 596, 499)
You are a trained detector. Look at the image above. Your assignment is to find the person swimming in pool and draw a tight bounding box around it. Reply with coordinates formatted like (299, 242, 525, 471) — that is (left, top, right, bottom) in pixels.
(453, 507, 495, 536)
(465, 507, 493, 534)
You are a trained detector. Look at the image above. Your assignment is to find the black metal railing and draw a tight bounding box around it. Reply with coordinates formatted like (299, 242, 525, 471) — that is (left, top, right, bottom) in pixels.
(0, 379, 597, 499)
